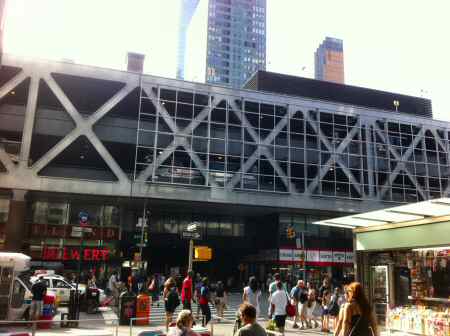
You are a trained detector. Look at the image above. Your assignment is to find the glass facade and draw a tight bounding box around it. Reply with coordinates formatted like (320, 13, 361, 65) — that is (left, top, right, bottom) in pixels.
(206, 0, 266, 88)
(150, 212, 245, 237)
(32, 201, 120, 227)
(0, 198, 9, 224)
(135, 86, 450, 203)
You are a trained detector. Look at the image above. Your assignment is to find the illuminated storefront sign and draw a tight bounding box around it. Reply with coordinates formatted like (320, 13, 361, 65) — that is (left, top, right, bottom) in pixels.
(42, 247, 109, 261)
(279, 248, 353, 266)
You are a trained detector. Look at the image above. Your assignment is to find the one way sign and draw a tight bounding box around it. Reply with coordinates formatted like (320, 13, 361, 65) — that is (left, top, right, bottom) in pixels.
(181, 231, 201, 240)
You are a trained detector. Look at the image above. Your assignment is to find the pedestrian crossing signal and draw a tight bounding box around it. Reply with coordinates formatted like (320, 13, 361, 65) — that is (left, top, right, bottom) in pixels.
(194, 246, 212, 260)
(286, 227, 296, 239)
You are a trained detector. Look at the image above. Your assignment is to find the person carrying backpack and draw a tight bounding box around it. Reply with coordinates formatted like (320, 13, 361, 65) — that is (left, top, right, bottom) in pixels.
(164, 277, 180, 332)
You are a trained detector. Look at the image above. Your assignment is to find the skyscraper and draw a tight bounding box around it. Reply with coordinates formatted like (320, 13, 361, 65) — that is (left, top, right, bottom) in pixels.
(184, 0, 266, 88)
(177, 0, 200, 79)
(314, 37, 345, 84)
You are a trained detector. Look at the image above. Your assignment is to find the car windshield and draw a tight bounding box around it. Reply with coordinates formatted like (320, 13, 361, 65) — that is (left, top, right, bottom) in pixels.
(18, 273, 32, 290)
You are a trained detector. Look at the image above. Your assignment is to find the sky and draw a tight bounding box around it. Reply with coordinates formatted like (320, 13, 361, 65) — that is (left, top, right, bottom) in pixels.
(4, 0, 450, 122)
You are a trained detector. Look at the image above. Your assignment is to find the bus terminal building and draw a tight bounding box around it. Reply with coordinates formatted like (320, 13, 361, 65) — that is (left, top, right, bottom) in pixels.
(0, 54, 447, 283)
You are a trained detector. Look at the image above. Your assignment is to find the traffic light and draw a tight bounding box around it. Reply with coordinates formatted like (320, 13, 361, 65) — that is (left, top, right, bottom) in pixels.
(194, 246, 212, 260)
(286, 226, 296, 239)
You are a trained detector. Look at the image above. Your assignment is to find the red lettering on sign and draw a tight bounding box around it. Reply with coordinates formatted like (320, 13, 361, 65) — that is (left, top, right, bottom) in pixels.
(100, 249, 109, 261)
(92, 249, 100, 261)
(41, 247, 109, 261)
(71, 249, 80, 260)
(83, 249, 91, 261)
(63, 247, 69, 261)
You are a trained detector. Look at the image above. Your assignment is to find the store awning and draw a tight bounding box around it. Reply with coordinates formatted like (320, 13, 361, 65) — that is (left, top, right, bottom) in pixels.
(313, 198, 450, 229)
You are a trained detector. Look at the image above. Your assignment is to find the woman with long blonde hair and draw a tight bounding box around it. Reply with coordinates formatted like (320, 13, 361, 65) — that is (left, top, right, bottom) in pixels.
(334, 282, 378, 336)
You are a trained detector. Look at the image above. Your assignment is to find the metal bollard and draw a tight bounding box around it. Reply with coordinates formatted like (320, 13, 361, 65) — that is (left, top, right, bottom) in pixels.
(31, 321, 37, 336)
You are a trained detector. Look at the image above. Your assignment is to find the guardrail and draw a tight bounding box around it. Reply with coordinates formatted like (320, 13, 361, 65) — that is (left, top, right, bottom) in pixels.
(0, 315, 283, 336)
(0, 317, 121, 336)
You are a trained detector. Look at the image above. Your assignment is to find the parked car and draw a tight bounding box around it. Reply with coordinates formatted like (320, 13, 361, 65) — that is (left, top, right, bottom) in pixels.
(30, 274, 106, 304)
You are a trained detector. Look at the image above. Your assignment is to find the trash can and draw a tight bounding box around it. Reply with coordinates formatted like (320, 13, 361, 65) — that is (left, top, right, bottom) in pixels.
(64, 289, 79, 327)
(119, 291, 137, 325)
(136, 293, 151, 325)
(86, 287, 100, 314)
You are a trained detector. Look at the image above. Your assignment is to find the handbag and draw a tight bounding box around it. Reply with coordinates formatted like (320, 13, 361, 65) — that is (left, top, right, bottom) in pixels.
(348, 315, 376, 336)
(285, 292, 296, 317)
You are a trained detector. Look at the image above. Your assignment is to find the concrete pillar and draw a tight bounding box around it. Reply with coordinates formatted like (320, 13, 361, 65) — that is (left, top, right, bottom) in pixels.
(4, 189, 27, 252)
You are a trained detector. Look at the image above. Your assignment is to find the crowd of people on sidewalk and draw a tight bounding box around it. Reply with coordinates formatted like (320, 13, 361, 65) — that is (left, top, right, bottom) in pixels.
(66, 267, 378, 336)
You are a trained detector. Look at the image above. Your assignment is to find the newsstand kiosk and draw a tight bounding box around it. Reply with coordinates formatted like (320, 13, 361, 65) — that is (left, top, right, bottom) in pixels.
(315, 198, 450, 336)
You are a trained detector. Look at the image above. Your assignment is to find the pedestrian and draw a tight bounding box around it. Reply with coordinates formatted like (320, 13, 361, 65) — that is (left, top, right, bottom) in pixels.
(199, 277, 212, 326)
(214, 280, 227, 321)
(194, 275, 203, 319)
(334, 282, 379, 336)
(88, 273, 97, 288)
(268, 273, 281, 297)
(236, 303, 267, 336)
(128, 270, 139, 294)
(167, 309, 199, 336)
(265, 275, 272, 293)
(148, 275, 160, 307)
(305, 290, 321, 328)
(164, 277, 180, 332)
(329, 286, 344, 331)
(181, 271, 194, 310)
(107, 271, 119, 306)
(269, 281, 287, 335)
(290, 279, 307, 329)
(321, 289, 331, 332)
(243, 276, 261, 317)
(318, 277, 331, 303)
(30, 276, 47, 321)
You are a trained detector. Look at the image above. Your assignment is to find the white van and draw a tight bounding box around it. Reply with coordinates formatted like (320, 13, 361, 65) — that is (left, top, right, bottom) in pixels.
(0, 253, 33, 320)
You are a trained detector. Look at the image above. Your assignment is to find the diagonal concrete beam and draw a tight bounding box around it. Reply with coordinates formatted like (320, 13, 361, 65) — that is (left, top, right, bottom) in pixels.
(0, 71, 28, 100)
(32, 73, 133, 183)
(0, 146, 16, 172)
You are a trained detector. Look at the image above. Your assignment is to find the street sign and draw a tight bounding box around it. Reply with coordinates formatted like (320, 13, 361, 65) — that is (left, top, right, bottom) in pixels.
(181, 230, 201, 240)
(187, 224, 198, 232)
(136, 243, 146, 248)
(71, 227, 82, 238)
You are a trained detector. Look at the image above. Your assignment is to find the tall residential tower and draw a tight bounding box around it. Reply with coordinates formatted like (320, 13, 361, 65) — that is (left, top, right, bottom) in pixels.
(184, 0, 266, 88)
(314, 37, 345, 84)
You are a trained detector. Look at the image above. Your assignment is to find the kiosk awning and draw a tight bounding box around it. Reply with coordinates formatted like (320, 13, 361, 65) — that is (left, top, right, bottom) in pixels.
(314, 198, 450, 228)
(313, 198, 450, 251)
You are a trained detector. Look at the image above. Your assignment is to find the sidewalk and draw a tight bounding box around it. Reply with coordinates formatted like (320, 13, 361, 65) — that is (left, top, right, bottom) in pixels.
(4, 321, 335, 336)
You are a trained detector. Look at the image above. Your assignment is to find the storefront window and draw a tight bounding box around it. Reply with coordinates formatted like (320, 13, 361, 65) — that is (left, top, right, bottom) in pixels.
(233, 219, 245, 237)
(0, 199, 9, 223)
(32, 201, 68, 225)
(103, 206, 120, 227)
(220, 217, 233, 236)
(162, 215, 179, 234)
(207, 218, 220, 236)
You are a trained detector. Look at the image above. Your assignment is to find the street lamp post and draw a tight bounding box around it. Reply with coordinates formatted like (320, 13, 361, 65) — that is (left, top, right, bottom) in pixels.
(186, 222, 199, 272)
(139, 199, 148, 271)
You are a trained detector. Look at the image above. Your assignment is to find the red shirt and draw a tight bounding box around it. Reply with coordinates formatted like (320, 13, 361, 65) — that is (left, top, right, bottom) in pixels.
(181, 276, 192, 302)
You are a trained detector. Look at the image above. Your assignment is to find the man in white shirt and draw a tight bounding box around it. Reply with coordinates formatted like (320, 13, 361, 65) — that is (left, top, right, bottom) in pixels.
(108, 271, 119, 306)
(269, 281, 288, 335)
